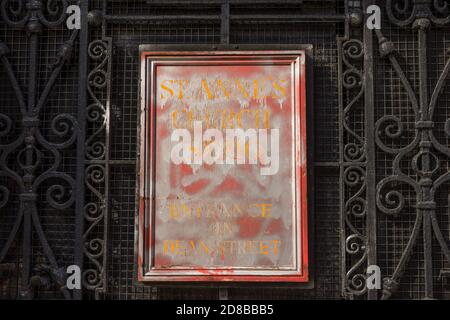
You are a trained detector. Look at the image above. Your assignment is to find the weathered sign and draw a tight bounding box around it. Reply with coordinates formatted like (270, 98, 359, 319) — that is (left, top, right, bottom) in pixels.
(138, 50, 308, 281)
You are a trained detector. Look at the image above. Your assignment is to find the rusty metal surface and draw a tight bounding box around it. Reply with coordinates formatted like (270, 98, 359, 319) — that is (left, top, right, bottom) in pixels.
(138, 51, 308, 282)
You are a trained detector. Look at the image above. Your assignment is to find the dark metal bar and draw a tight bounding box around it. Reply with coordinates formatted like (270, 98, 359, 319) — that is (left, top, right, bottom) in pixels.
(74, 0, 89, 301)
(21, 31, 39, 300)
(35, 31, 79, 114)
(104, 14, 220, 21)
(337, 33, 346, 299)
(220, 3, 230, 45)
(230, 14, 346, 22)
(21, 202, 31, 299)
(28, 34, 38, 114)
(418, 28, 429, 119)
(363, 0, 377, 301)
(103, 14, 346, 23)
(417, 21, 433, 299)
(108, 160, 137, 165)
(101, 37, 113, 300)
(314, 161, 340, 167)
(423, 210, 433, 298)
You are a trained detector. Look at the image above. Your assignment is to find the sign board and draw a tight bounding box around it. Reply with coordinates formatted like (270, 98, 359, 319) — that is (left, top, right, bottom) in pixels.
(138, 50, 308, 282)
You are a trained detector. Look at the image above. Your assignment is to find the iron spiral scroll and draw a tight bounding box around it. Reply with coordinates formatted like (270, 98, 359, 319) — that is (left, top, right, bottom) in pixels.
(0, 0, 78, 299)
(375, 0, 450, 300)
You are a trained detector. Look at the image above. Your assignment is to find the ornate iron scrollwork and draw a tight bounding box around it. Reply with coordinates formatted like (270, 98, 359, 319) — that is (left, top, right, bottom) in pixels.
(375, 0, 450, 300)
(339, 7, 369, 299)
(0, 0, 78, 299)
(83, 37, 111, 299)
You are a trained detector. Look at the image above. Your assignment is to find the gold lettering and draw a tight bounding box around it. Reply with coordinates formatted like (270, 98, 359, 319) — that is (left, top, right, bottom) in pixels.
(201, 79, 214, 100)
(221, 110, 235, 129)
(254, 203, 273, 218)
(235, 79, 249, 99)
(237, 109, 250, 128)
(271, 240, 281, 255)
(272, 79, 287, 98)
(160, 80, 174, 99)
(253, 79, 259, 99)
(216, 79, 231, 99)
(259, 241, 269, 255)
(173, 80, 186, 99)
(168, 204, 179, 220)
(264, 109, 270, 129)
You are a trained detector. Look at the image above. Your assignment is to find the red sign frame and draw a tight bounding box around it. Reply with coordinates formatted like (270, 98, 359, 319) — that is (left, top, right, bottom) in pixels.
(138, 50, 309, 282)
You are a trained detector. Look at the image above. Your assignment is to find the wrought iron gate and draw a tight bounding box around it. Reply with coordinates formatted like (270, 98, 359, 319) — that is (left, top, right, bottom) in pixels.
(0, 0, 449, 300)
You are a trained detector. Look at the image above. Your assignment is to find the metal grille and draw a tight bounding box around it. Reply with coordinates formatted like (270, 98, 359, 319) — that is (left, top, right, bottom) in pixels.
(1, 0, 450, 300)
(374, 19, 450, 300)
(102, 0, 343, 300)
(0, 3, 80, 299)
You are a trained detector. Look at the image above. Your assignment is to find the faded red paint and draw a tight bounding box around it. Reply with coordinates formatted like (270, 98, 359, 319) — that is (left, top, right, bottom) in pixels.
(180, 163, 193, 175)
(182, 178, 210, 194)
(158, 123, 170, 139)
(237, 216, 262, 238)
(265, 218, 284, 235)
(138, 50, 309, 282)
(212, 176, 244, 195)
(154, 254, 172, 267)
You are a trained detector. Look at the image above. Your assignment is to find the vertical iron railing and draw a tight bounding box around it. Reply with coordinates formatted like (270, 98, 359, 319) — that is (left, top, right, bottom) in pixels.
(338, 0, 371, 299)
(374, 0, 450, 300)
(0, 0, 80, 299)
(75, 0, 89, 300)
(82, 0, 111, 297)
(363, 0, 377, 301)
(340, 0, 450, 300)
